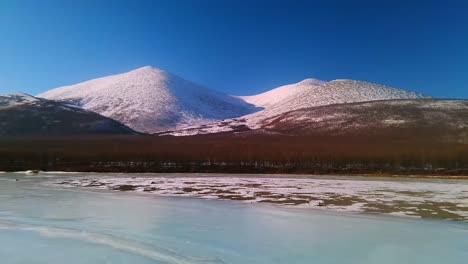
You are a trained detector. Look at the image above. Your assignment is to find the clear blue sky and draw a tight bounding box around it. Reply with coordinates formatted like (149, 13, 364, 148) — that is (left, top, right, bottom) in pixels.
(1, 0, 467, 98)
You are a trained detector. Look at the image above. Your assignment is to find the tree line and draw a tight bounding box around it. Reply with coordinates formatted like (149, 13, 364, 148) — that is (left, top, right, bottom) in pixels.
(1, 132, 467, 175)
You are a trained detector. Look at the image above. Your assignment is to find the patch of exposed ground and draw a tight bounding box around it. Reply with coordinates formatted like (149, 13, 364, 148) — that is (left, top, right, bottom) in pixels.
(53, 176, 468, 221)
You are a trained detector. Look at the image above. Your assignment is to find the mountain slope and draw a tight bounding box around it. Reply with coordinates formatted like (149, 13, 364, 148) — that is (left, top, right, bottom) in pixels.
(162, 79, 430, 135)
(238, 78, 327, 108)
(0, 93, 136, 136)
(241, 79, 430, 128)
(38, 66, 259, 133)
(262, 99, 468, 141)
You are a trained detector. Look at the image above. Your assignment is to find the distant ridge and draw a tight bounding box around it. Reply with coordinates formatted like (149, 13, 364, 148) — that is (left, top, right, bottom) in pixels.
(0, 93, 136, 135)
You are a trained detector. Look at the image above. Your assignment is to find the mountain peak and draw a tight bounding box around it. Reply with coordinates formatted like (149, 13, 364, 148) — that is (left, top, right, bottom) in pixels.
(332, 78, 354, 82)
(38, 67, 258, 133)
(120, 66, 172, 80)
(297, 78, 327, 86)
(131, 65, 166, 74)
(238, 77, 326, 108)
(325, 79, 429, 98)
(138, 65, 155, 70)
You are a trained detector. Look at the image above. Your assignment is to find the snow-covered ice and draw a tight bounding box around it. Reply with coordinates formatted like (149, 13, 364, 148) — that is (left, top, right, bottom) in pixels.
(51, 174, 468, 221)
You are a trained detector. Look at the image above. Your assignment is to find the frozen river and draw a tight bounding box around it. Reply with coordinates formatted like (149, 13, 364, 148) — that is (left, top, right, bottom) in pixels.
(0, 172, 467, 263)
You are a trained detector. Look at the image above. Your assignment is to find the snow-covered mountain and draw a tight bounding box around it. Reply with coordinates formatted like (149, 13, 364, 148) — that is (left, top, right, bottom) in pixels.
(240, 79, 429, 128)
(238, 78, 327, 108)
(162, 78, 430, 135)
(0, 93, 136, 136)
(38, 66, 259, 133)
(37, 66, 431, 135)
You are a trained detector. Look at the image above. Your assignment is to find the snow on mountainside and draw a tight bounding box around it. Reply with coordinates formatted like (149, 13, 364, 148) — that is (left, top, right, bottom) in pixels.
(0, 93, 136, 135)
(37, 66, 430, 136)
(162, 79, 430, 136)
(238, 78, 327, 108)
(38, 66, 259, 133)
(241, 79, 430, 128)
(262, 99, 468, 141)
(0, 92, 41, 108)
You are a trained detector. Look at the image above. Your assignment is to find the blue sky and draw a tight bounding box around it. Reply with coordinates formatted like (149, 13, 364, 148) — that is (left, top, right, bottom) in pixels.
(0, 0, 467, 98)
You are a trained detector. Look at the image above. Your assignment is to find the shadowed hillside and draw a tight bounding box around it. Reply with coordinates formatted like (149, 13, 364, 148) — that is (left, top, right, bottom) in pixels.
(262, 99, 468, 143)
(0, 93, 136, 136)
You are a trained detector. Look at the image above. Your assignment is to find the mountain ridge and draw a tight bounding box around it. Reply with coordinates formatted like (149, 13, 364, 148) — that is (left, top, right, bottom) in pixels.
(37, 66, 431, 135)
(161, 78, 430, 135)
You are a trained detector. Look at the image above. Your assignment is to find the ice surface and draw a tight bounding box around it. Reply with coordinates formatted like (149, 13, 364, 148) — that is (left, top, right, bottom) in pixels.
(1, 172, 467, 264)
(50, 174, 468, 220)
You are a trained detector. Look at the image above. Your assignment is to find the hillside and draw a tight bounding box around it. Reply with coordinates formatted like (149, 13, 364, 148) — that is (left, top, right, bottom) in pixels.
(262, 99, 468, 142)
(0, 93, 136, 136)
(163, 79, 430, 135)
(241, 79, 429, 128)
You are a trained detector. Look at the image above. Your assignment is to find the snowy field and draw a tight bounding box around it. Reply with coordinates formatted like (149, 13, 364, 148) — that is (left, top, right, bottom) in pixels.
(51, 174, 468, 221)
